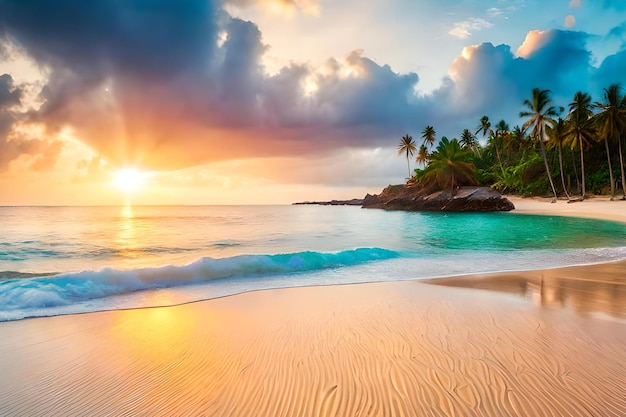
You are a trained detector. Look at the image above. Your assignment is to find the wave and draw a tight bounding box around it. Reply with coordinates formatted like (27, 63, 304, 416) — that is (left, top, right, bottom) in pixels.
(0, 248, 400, 321)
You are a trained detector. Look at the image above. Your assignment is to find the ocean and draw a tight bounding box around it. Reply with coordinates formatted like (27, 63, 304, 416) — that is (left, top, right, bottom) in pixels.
(2, 204, 626, 322)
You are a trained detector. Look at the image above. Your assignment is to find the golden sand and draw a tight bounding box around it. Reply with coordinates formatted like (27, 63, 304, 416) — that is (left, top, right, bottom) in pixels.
(0, 275, 625, 416)
(0, 198, 625, 416)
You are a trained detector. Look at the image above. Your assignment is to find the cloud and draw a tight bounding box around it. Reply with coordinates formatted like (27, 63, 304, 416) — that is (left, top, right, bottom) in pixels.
(0, 74, 31, 171)
(0, 0, 429, 171)
(448, 18, 494, 39)
(569, 0, 581, 8)
(565, 15, 576, 28)
(0, 0, 624, 182)
(225, 0, 320, 15)
(487, 8, 503, 17)
(445, 29, 597, 127)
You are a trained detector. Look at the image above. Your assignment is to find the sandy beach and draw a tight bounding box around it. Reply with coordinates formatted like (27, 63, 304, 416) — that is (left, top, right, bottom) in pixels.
(1, 198, 625, 416)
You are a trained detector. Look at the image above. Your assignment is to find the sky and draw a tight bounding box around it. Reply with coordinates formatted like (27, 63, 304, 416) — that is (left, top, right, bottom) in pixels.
(0, 0, 626, 205)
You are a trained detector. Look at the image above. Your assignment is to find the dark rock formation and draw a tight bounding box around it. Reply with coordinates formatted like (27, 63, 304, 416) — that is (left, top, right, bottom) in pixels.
(362, 185, 514, 212)
(293, 198, 365, 206)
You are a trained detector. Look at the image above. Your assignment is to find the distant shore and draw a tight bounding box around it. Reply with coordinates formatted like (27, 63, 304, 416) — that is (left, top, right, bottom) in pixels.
(0, 195, 625, 415)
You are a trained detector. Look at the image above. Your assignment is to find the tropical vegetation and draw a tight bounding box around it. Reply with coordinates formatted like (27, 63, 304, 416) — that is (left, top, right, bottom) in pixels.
(397, 83, 626, 201)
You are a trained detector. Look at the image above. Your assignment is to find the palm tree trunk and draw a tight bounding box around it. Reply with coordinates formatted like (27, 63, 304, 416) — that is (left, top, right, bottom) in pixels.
(494, 140, 504, 174)
(604, 138, 616, 200)
(618, 137, 626, 199)
(539, 139, 558, 202)
(558, 145, 570, 200)
(578, 140, 586, 199)
(406, 153, 411, 180)
(570, 148, 581, 195)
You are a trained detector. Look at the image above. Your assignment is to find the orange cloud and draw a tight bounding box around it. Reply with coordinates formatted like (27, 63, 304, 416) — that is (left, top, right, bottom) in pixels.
(516, 30, 549, 58)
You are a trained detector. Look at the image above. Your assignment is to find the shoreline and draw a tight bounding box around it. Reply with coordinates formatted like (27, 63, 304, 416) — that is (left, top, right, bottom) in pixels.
(507, 194, 626, 223)
(1, 197, 625, 415)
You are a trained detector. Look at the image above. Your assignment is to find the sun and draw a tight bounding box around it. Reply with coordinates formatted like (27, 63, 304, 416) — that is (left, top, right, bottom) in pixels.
(115, 168, 148, 194)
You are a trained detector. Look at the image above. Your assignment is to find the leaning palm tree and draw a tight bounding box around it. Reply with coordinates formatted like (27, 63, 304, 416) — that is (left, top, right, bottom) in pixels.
(594, 84, 626, 200)
(475, 115, 492, 144)
(565, 91, 595, 199)
(520, 88, 559, 202)
(421, 126, 436, 150)
(415, 144, 429, 167)
(397, 134, 417, 180)
(547, 117, 571, 200)
(420, 137, 477, 194)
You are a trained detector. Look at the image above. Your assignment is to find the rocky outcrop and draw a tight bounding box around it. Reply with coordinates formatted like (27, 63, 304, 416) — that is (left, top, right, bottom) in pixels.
(362, 185, 514, 212)
(293, 198, 365, 206)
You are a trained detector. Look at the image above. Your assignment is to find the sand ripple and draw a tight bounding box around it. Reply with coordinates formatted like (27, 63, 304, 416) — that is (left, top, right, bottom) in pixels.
(0, 281, 625, 416)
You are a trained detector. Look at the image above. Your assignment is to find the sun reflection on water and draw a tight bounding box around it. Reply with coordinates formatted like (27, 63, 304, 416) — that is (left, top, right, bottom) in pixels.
(116, 203, 141, 261)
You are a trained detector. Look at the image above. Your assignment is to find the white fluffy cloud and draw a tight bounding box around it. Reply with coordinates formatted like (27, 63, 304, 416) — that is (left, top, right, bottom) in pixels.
(448, 18, 494, 39)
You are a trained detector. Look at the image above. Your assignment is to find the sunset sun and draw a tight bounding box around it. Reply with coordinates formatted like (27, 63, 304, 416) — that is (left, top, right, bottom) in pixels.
(114, 168, 148, 194)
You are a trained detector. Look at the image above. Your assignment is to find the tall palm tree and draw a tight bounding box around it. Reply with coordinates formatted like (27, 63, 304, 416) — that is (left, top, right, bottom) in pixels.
(565, 91, 594, 199)
(594, 83, 626, 200)
(547, 117, 571, 200)
(415, 144, 429, 167)
(397, 134, 417, 180)
(520, 88, 560, 202)
(421, 126, 436, 150)
(421, 137, 477, 194)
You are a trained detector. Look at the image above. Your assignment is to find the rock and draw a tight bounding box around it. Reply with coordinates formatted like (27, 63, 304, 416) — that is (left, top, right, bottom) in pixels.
(292, 198, 365, 206)
(361, 185, 514, 212)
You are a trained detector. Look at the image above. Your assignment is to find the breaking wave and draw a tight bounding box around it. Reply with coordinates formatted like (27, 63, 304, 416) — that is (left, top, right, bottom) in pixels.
(0, 248, 400, 321)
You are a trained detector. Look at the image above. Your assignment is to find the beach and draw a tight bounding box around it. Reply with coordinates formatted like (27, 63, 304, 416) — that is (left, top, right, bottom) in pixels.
(1, 199, 625, 416)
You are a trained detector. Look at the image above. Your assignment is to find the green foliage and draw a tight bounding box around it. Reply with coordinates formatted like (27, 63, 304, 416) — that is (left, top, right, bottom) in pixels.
(419, 137, 477, 191)
(399, 84, 626, 197)
(587, 166, 613, 195)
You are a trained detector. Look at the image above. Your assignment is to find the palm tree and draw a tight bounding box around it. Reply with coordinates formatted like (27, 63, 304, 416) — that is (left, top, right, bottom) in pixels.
(475, 115, 492, 145)
(415, 144, 429, 167)
(520, 88, 560, 202)
(547, 117, 571, 200)
(459, 129, 478, 152)
(509, 125, 526, 157)
(492, 119, 509, 171)
(565, 91, 595, 199)
(594, 84, 626, 200)
(421, 126, 436, 150)
(397, 134, 417, 180)
(421, 137, 477, 194)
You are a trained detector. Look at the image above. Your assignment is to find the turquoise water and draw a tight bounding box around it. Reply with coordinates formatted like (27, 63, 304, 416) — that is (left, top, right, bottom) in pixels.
(1, 205, 626, 321)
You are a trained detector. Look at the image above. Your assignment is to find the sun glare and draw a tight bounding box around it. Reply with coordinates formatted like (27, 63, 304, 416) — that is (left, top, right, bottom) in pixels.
(115, 168, 147, 194)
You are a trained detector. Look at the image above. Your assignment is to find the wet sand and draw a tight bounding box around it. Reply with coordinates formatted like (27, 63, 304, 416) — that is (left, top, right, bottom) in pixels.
(0, 198, 625, 416)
